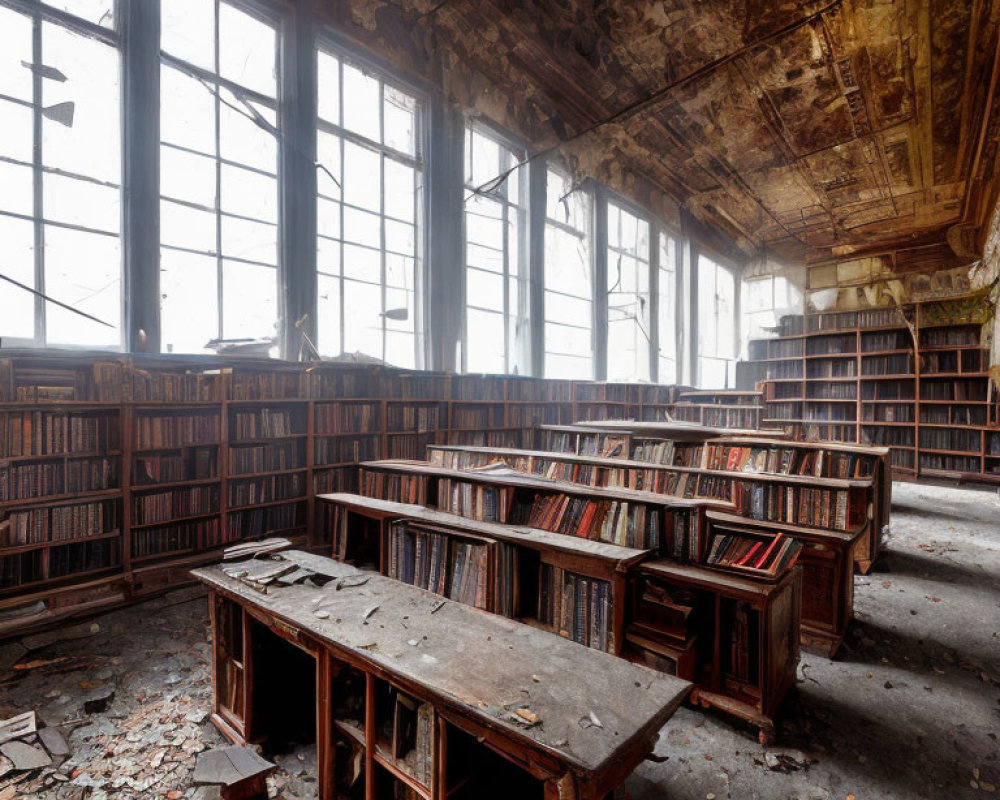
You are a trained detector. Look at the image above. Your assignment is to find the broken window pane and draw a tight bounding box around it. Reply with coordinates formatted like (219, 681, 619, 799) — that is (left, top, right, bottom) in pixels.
(160, 249, 218, 354)
(0, 7, 33, 103)
(45, 0, 114, 28)
(218, 94, 276, 171)
(43, 173, 120, 234)
(0, 215, 37, 339)
(161, 0, 216, 71)
(0, 161, 34, 217)
(44, 225, 120, 347)
(160, 65, 217, 156)
(317, 50, 340, 126)
(606, 200, 650, 382)
(316, 130, 343, 199)
(222, 260, 276, 340)
(342, 63, 380, 142)
(41, 22, 120, 183)
(219, 2, 276, 99)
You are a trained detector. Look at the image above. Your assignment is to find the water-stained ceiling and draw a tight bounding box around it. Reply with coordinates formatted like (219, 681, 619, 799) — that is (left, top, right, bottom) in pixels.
(318, 0, 1000, 271)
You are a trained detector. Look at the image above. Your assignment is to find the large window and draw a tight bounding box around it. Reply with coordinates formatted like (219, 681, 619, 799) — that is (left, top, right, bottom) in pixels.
(697, 254, 737, 388)
(657, 232, 678, 383)
(544, 168, 593, 380)
(606, 200, 650, 382)
(463, 123, 527, 375)
(315, 47, 423, 368)
(742, 274, 801, 351)
(159, 0, 280, 354)
(0, 1, 121, 348)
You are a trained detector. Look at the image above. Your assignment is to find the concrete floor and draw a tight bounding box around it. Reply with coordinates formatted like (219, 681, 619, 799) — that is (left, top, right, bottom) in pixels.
(0, 481, 997, 799)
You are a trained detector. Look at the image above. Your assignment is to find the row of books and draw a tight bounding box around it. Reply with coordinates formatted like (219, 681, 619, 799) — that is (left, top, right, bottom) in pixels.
(227, 502, 304, 538)
(733, 482, 859, 531)
(803, 404, 857, 422)
(3, 500, 118, 546)
(861, 426, 914, 447)
(747, 339, 802, 360)
(538, 565, 612, 651)
(49, 539, 120, 579)
(133, 485, 219, 526)
(229, 442, 304, 475)
(386, 433, 438, 460)
(921, 327, 981, 348)
(135, 414, 221, 449)
(231, 371, 303, 401)
(385, 405, 442, 432)
(575, 384, 631, 402)
(632, 440, 676, 465)
(862, 404, 914, 422)
(228, 472, 306, 507)
(315, 402, 381, 435)
(921, 352, 958, 373)
(919, 380, 988, 401)
(386, 523, 450, 596)
(680, 442, 876, 480)
(7, 361, 121, 402)
(806, 383, 856, 400)
(451, 406, 505, 429)
(806, 335, 856, 355)
(507, 404, 560, 427)
(452, 375, 504, 401)
(448, 539, 491, 609)
(0, 411, 120, 457)
(860, 331, 911, 351)
(705, 531, 801, 578)
(918, 428, 982, 453)
(701, 408, 760, 428)
(399, 375, 450, 399)
(130, 518, 224, 559)
(771, 383, 803, 399)
(802, 308, 901, 332)
(231, 409, 302, 439)
(764, 403, 801, 420)
(446, 430, 519, 448)
(763, 362, 803, 379)
(808, 360, 857, 378)
(361, 470, 427, 505)
(437, 478, 511, 523)
(135, 449, 216, 485)
(314, 436, 380, 466)
(130, 371, 221, 402)
(513, 494, 662, 549)
(919, 453, 980, 472)
(0, 458, 119, 501)
(861, 354, 913, 375)
(861, 383, 914, 400)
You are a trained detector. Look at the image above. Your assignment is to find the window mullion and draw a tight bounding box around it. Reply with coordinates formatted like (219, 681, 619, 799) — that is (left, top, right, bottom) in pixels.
(32, 13, 44, 346)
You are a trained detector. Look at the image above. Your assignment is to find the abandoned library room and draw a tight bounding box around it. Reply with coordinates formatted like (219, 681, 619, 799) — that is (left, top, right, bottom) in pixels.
(0, 0, 998, 798)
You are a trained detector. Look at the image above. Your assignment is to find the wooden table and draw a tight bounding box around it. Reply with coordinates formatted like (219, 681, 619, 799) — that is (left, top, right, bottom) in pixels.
(193, 550, 691, 800)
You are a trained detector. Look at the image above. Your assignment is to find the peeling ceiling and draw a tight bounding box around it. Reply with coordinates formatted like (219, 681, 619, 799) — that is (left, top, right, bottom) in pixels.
(317, 0, 1000, 272)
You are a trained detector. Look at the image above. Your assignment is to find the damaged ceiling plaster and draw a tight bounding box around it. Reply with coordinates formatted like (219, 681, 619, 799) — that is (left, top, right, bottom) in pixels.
(313, 0, 1000, 274)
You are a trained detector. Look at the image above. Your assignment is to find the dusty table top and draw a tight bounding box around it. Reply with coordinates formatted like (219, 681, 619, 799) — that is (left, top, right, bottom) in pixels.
(193, 550, 690, 778)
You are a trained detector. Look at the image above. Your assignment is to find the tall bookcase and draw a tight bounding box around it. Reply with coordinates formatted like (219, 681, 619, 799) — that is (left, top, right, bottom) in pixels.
(745, 296, 998, 481)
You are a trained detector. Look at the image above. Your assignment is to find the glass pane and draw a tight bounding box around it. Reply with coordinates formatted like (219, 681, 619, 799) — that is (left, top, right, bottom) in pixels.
(160, 248, 218, 354)
(220, 164, 276, 222)
(317, 50, 340, 126)
(160, 64, 216, 155)
(384, 330, 414, 369)
(468, 129, 499, 188)
(385, 220, 413, 255)
(160, 146, 217, 208)
(343, 141, 380, 212)
(343, 206, 381, 249)
(0, 99, 33, 164)
(544, 291, 589, 327)
(383, 85, 415, 156)
(161, 199, 217, 253)
(698, 258, 717, 357)
(0, 7, 33, 103)
(0, 161, 34, 217)
(317, 197, 341, 241)
(317, 235, 341, 278)
(545, 320, 591, 358)
(43, 173, 120, 234)
(317, 133, 343, 204)
(317, 272, 341, 356)
(220, 215, 277, 265)
(383, 159, 414, 223)
(343, 279, 383, 359)
(342, 63, 380, 142)
(546, 353, 591, 381)
(219, 2, 276, 99)
(743, 277, 772, 313)
(465, 307, 504, 375)
(222, 260, 276, 339)
(162, 0, 216, 71)
(385, 253, 413, 291)
(716, 266, 735, 359)
(659, 356, 677, 385)
(44, 225, 120, 347)
(0, 215, 37, 339)
(219, 94, 277, 172)
(466, 268, 503, 311)
(545, 226, 590, 298)
(342, 243, 379, 283)
(384, 287, 413, 331)
(42, 22, 121, 183)
(46, 0, 114, 27)
(467, 243, 503, 273)
(699, 357, 727, 390)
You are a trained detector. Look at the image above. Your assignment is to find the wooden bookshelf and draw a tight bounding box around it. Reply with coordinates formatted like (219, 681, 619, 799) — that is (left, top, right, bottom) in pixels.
(671, 389, 765, 430)
(196, 550, 691, 800)
(745, 295, 999, 482)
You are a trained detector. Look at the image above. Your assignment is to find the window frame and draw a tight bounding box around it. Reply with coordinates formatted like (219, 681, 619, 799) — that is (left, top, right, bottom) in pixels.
(313, 30, 429, 368)
(0, 0, 123, 350)
(461, 117, 528, 375)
